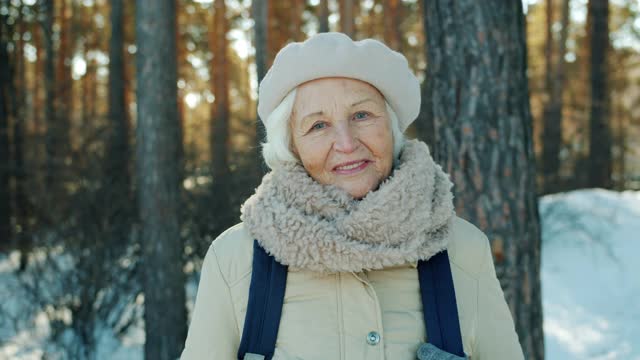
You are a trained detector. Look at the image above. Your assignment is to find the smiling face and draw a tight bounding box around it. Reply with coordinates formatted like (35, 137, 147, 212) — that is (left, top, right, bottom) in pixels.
(290, 77, 394, 199)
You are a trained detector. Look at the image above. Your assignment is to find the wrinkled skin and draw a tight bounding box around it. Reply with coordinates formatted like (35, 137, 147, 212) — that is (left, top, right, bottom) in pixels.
(290, 77, 394, 199)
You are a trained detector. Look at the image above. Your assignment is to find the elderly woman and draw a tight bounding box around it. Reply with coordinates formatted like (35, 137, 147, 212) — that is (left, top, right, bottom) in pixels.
(181, 33, 524, 360)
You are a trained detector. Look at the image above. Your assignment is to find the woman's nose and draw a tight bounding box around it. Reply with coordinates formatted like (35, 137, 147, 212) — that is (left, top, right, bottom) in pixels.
(333, 124, 359, 153)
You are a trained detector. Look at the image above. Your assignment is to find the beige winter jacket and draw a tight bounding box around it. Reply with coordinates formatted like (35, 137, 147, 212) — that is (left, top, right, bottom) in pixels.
(180, 216, 524, 360)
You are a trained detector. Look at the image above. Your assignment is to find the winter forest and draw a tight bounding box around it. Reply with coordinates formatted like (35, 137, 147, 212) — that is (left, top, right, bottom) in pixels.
(0, 0, 639, 359)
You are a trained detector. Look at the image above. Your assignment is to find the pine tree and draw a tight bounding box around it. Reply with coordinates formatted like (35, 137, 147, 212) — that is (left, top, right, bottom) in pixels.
(134, 0, 187, 358)
(587, 0, 612, 188)
(423, 1, 544, 357)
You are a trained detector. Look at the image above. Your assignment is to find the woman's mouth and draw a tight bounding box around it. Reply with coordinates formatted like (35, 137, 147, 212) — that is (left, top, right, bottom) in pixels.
(333, 160, 370, 175)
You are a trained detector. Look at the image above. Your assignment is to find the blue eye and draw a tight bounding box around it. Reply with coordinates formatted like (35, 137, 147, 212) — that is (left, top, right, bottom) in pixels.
(311, 122, 327, 131)
(353, 111, 370, 120)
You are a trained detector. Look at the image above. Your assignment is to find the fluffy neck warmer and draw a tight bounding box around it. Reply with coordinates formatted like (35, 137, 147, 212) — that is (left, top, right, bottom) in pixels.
(240, 139, 455, 273)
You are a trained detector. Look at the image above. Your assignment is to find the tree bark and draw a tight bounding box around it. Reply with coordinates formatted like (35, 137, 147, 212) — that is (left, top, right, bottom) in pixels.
(423, 1, 544, 358)
(587, 0, 612, 188)
(542, 0, 570, 194)
(134, 0, 187, 358)
(415, 0, 435, 148)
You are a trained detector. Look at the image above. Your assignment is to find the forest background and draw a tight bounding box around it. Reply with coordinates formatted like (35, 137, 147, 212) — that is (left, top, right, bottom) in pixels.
(0, 0, 639, 359)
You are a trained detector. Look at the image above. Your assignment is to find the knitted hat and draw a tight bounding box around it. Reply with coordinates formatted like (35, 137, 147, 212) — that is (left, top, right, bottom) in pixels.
(257, 32, 421, 132)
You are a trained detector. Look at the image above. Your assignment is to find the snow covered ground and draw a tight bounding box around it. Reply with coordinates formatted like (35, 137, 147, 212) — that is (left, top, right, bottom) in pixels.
(540, 189, 640, 359)
(1, 189, 638, 359)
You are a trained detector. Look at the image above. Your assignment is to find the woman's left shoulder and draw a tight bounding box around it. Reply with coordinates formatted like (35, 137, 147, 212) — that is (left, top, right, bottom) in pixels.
(446, 216, 493, 279)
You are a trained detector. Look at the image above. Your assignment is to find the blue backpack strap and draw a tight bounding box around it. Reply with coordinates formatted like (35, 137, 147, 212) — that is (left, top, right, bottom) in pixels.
(237, 240, 288, 360)
(418, 250, 465, 357)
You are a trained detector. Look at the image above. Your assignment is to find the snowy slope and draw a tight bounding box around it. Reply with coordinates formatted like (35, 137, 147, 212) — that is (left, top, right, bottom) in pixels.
(540, 189, 640, 359)
(1, 189, 638, 359)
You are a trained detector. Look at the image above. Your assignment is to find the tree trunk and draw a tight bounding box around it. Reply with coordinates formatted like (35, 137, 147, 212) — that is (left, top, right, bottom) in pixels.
(269, 0, 307, 62)
(541, 0, 554, 190)
(82, 2, 96, 128)
(587, 0, 612, 188)
(542, 0, 570, 194)
(544, 0, 553, 98)
(105, 0, 131, 246)
(339, 0, 355, 38)
(614, 100, 626, 189)
(70, 0, 82, 134)
(107, 0, 130, 192)
(423, 1, 544, 358)
(55, 0, 72, 160)
(31, 11, 46, 200)
(14, 0, 29, 269)
(31, 17, 43, 137)
(253, 0, 268, 176)
(0, 2, 12, 251)
(41, 0, 56, 188)
(383, 0, 402, 51)
(134, 0, 187, 358)
(318, 0, 329, 33)
(291, 0, 305, 42)
(414, 0, 435, 148)
(209, 0, 231, 189)
(267, 1, 289, 68)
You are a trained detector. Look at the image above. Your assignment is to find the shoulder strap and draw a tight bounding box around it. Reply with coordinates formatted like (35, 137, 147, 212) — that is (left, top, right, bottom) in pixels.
(238, 243, 463, 358)
(237, 240, 288, 360)
(418, 250, 465, 357)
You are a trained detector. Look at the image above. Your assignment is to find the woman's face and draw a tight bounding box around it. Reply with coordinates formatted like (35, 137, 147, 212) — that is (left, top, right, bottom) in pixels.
(290, 77, 394, 199)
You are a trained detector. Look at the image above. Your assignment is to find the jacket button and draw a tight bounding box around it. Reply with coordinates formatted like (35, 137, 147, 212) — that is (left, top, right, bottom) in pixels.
(366, 331, 381, 345)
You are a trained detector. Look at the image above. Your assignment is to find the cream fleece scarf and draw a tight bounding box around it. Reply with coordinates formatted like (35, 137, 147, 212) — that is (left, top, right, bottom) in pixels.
(240, 139, 455, 273)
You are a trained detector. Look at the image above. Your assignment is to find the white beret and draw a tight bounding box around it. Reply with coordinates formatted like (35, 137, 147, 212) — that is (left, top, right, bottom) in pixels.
(257, 32, 421, 132)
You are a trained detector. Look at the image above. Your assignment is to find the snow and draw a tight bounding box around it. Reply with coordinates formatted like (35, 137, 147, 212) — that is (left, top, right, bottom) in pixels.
(541, 189, 640, 359)
(1, 189, 638, 359)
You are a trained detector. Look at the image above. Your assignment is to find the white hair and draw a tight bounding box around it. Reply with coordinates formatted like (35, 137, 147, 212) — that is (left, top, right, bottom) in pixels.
(261, 88, 406, 170)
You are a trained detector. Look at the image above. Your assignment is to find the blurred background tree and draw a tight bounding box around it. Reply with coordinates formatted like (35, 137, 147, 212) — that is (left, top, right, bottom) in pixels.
(0, 0, 638, 359)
